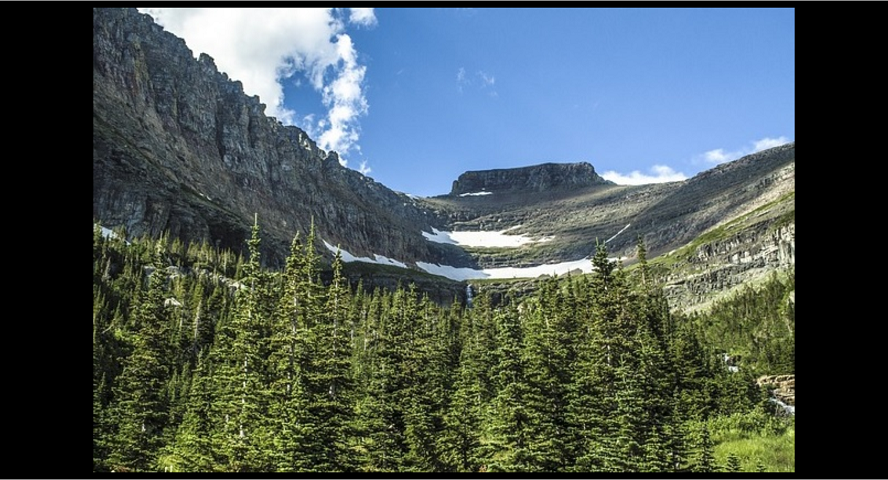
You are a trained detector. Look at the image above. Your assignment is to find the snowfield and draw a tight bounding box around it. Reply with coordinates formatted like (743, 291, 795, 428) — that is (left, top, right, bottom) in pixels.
(324, 221, 628, 282)
(323, 240, 408, 269)
(95, 223, 130, 245)
(421, 226, 553, 248)
(416, 257, 595, 281)
(323, 237, 607, 281)
(458, 191, 493, 197)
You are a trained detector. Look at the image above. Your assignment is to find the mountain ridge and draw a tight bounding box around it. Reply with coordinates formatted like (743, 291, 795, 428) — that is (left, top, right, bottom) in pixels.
(448, 162, 613, 196)
(93, 7, 794, 310)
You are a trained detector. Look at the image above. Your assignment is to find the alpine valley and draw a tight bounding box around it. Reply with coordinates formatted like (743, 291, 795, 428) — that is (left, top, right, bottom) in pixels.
(93, 8, 795, 474)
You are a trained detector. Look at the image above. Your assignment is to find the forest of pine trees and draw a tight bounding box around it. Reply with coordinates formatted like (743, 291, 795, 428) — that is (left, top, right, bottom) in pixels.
(93, 222, 794, 473)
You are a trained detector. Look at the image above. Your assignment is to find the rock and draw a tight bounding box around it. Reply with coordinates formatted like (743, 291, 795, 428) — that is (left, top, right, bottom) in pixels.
(449, 162, 613, 195)
(757, 374, 795, 406)
(93, 8, 465, 269)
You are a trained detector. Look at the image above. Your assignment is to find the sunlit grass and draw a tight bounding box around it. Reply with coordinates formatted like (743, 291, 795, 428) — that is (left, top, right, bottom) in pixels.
(713, 422, 794, 472)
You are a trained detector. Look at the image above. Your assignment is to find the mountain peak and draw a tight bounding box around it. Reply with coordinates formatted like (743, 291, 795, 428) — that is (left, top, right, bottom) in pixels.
(449, 162, 613, 196)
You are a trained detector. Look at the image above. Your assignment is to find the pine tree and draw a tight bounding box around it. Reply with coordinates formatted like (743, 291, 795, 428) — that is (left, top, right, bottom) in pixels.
(482, 304, 548, 472)
(106, 244, 173, 471)
(309, 250, 358, 471)
(725, 453, 742, 472)
(636, 234, 650, 288)
(166, 352, 217, 471)
(566, 242, 628, 472)
(520, 278, 575, 471)
(353, 288, 411, 472)
(209, 217, 272, 471)
(440, 352, 484, 472)
(689, 422, 715, 473)
(266, 232, 314, 471)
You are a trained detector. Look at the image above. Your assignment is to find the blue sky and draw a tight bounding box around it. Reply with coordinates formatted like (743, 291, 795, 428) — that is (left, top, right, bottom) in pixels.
(140, 8, 794, 197)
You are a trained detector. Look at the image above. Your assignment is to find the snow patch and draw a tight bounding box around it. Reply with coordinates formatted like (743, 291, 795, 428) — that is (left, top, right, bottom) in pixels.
(422, 227, 553, 248)
(416, 257, 600, 281)
(323, 240, 407, 269)
(372, 254, 408, 269)
(605, 223, 631, 244)
(95, 223, 130, 245)
(415, 262, 487, 281)
(459, 191, 493, 197)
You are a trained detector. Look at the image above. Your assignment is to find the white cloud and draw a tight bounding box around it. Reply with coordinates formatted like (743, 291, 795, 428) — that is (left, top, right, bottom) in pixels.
(703, 148, 731, 164)
(358, 160, 372, 175)
(139, 8, 374, 166)
(701, 136, 792, 165)
(478, 71, 495, 87)
(456, 68, 497, 96)
(752, 136, 790, 152)
(601, 165, 688, 185)
(348, 8, 377, 27)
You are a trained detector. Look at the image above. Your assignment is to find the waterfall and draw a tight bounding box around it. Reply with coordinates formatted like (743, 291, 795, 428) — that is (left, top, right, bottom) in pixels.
(768, 397, 795, 416)
(466, 284, 474, 308)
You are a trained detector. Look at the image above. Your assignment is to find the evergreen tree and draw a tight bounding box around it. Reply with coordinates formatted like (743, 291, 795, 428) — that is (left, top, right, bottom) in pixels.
(636, 234, 650, 288)
(309, 250, 358, 471)
(106, 244, 173, 471)
(725, 452, 742, 472)
(353, 288, 411, 472)
(440, 351, 484, 472)
(166, 352, 216, 471)
(520, 278, 575, 471)
(209, 217, 272, 471)
(689, 422, 715, 473)
(266, 232, 313, 471)
(482, 304, 549, 472)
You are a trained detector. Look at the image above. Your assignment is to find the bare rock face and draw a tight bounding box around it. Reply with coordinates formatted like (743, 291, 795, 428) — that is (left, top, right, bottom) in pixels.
(93, 8, 461, 267)
(757, 374, 795, 406)
(449, 162, 613, 196)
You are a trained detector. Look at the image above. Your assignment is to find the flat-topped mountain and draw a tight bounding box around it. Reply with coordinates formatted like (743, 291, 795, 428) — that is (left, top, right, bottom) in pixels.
(449, 162, 613, 196)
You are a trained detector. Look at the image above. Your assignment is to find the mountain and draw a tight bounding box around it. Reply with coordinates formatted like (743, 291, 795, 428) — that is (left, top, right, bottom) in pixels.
(93, 7, 466, 271)
(93, 8, 794, 311)
(449, 162, 614, 195)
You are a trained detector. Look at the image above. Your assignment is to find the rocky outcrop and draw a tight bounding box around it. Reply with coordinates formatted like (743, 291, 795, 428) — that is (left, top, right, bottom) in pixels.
(662, 221, 795, 312)
(93, 8, 464, 268)
(757, 374, 795, 406)
(449, 162, 612, 196)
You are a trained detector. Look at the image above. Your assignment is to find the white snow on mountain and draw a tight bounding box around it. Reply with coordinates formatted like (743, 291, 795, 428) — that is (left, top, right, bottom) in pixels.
(605, 223, 631, 244)
(421, 227, 552, 248)
(322, 240, 407, 269)
(416, 256, 595, 281)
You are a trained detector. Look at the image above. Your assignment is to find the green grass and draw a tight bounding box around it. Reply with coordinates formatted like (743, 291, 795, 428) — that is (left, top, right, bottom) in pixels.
(648, 190, 795, 269)
(707, 410, 795, 472)
(714, 425, 794, 472)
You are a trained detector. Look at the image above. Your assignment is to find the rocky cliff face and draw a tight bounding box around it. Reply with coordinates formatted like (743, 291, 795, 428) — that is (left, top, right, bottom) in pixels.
(449, 162, 612, 196)
(661, 222, 795, 312)
(757, 374, 795, 406)
(93, 8, 459, 267)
